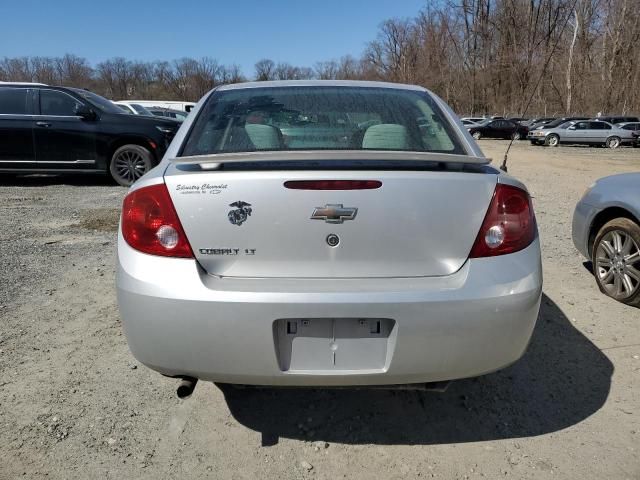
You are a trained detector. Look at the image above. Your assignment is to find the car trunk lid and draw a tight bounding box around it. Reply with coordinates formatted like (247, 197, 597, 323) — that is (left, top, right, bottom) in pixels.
(164, 163, 497, 278)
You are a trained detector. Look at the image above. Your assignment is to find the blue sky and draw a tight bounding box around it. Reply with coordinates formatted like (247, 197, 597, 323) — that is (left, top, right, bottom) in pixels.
(0, 0, 426, 76)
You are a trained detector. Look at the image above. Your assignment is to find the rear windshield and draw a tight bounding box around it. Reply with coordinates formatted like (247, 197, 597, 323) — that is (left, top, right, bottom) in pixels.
(181, 86, 465, 156)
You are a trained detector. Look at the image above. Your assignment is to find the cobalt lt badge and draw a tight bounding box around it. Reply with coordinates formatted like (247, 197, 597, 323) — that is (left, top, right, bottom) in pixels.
(228, 201, 252, 226)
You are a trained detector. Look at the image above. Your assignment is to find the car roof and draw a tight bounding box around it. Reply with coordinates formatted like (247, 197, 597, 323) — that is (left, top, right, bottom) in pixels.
(0, 81, 48, 87)
(589, 120, 614, 125)
(216, 80, 427, 92)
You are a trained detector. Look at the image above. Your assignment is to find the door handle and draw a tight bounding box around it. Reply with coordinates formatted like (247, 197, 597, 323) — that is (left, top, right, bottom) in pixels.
(36, 121, 52, 127)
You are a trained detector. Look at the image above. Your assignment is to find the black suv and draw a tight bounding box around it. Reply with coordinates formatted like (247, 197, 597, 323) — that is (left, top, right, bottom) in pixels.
(0, 83, 180, 186)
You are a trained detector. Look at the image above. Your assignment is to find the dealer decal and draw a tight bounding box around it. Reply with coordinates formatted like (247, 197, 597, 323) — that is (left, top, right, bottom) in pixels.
(175, 183, 228, 195)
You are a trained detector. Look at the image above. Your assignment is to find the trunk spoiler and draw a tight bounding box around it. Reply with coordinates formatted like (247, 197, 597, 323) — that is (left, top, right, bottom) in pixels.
(170, 150, 491, 168)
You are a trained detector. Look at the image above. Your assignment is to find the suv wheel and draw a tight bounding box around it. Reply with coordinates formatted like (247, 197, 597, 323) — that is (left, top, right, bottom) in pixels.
(472, 131, 481, 140)
(545, 134, 559, 147)
(512, 132, 521, 140)
(605, 136, 621, 149)
(110, 145, 153, 187)
(593, 218, 640, 306)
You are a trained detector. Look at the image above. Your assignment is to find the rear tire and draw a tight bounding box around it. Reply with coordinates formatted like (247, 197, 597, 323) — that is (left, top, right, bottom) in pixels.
(605, 136, 621, 149)
(512, 132, 521, 140)
(592, 218, 640, 306)
(472, 131, 481, 140)
(545, 134, 559, 147)
(110, 144, 153, 187)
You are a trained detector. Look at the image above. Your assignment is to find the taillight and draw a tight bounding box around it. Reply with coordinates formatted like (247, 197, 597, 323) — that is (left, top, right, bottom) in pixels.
(469, 184, 536, 258)
(121, 184, 193, 258)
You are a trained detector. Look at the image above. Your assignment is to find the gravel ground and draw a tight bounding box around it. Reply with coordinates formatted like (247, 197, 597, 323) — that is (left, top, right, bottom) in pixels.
(1, 141, 639, 480)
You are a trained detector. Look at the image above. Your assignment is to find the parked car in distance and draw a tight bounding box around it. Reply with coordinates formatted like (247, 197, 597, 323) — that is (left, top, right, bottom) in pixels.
(527, 116, 589, 143)
(0, 83, 180, 186)
(528, 120, 636, 148)
(148, 107, 189, 122)
(615, 122, 640, 147)
(467, 118, 528, 140)
(573, 173, 640, 306)
(117, 80, 542, 393)
(595, 115, 639, 125)
(525, 117, 557, 129)
(126, 100, 196, 113)
(461, 116, 485, 124)
(531, 116, 589, 131)
(114, 101, 155, 116)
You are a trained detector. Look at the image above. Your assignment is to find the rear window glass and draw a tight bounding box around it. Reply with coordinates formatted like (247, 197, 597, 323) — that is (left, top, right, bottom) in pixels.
(0, 88, 29, 115)
(181, 86, 464, 156)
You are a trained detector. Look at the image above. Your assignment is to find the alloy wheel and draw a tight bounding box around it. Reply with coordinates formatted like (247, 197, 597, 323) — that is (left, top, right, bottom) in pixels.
(606, 137, 620, 149)
(595, 229, 640, 300)
(114, 149, 148, 184)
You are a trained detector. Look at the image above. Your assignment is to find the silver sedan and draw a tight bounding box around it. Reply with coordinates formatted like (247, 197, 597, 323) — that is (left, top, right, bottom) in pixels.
(573, 173, 640, 305)
(528, 120, 636, 148)
(116, 80, 542, 394)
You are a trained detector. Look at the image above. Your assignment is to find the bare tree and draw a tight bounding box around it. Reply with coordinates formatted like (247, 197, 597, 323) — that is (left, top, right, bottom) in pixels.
(364, 19, 420, 83)
(566, 5, 580, 114)
(254, 59, 276, 81)
(1, 1, 639, 114)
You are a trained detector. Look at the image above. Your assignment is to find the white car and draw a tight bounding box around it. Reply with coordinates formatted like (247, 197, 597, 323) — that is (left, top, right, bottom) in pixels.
(461, 116, 485, 124)
(125, 100, 196, 113)
(114, 101, 154, 116)
(116, 81, 542, 397)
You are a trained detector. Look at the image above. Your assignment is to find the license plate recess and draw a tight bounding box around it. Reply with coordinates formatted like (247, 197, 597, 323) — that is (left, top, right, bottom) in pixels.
(273, 318, 395, 372)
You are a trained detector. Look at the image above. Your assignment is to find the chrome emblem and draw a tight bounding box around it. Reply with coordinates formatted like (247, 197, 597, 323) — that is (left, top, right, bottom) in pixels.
(311, 204, 357, 224)
(228, 201, 252, 226)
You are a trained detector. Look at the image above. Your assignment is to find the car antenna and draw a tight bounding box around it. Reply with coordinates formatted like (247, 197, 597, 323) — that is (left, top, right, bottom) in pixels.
(500, 0, 579, 172)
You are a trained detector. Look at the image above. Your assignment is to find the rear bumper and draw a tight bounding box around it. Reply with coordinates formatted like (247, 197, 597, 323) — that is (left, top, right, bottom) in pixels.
(117, 234, 542, 386)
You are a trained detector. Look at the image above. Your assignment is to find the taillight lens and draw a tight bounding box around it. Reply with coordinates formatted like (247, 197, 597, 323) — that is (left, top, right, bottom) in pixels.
(121, 184, 193, 258)
(469, 184, 536, 258)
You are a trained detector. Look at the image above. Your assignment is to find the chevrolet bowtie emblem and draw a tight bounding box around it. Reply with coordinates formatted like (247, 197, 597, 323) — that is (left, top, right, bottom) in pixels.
(311, 204, 358, 224)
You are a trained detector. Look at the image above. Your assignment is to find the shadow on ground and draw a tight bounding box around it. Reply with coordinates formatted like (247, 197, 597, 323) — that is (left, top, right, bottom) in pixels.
(583, 261, 594, 274)
(0, 173, 115, 187)
(221, 293, 612, 446)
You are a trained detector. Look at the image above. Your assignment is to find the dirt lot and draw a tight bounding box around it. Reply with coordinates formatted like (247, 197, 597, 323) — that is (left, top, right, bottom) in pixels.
(1, 141, 639, 480)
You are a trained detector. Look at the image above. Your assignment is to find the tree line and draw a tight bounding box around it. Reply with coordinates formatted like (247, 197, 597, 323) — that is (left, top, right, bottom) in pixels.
(1, 0, 638, 116)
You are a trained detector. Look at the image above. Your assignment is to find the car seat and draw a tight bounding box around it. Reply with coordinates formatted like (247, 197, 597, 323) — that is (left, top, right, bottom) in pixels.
(362, 124, 408, 149)
(245, 124, 284, 150)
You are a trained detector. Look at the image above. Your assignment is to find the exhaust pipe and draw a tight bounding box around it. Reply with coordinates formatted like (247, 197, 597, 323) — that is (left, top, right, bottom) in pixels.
(176, 377, 198, 399)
